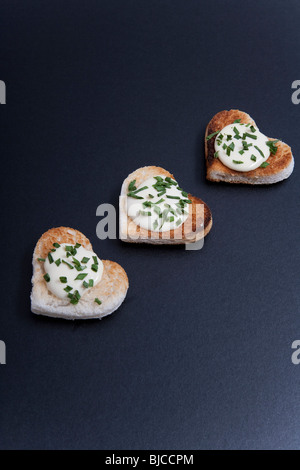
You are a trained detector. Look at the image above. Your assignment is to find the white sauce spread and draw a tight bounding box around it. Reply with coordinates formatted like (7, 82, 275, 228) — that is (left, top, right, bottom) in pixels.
(214, 123, 270, 172)
(127, 175, 191, 232)
(43, 243, 103, 302)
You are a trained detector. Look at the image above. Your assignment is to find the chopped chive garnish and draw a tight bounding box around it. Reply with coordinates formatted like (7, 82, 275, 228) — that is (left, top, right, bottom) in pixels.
(128, 179, 137, 191)
(153, 182, 171, 191)
(59, 277, 68, 283)
(233, 119, 241, 123)
(62, 259, 74, 269)
(169, 216, 175, 222)
(148, 194, 154, 198)
(91, 264, 98, 272)
(143, 201, 152, 208)
(140, 210, 152, 216)
(154, 198, 165, 205)
(243, 132, 257, 140)
(166, 195, 180, 200)
(75, 265, 86, 272)
(222, 143, 227, 150)
(250, 155, 257, 162)
(206, 130, 220, 140)
(154, 176, 163, 182)
(254, 145, 265, 158)
(68, 290, 81, 305)
(239, 150, 245, 155)
(75, 273, 88, 280)
(64, 286, 73, 293)
(55, 258, 61, 267)
(242, 141, 252, 150)
(162, 208, 169, 218)
(43, 273, 50, 282)
(83, 281, 89, 288)
(226, 142, 235, 155)
(75, 243, 81, 249)
(182, 199, 192, 204)
(65, 245, 77, 256)
(71, 257, 86, 271)
(165, 177, 177, 185)
(153, 206, 161, 216)
(214, 151, 219, 159)
(72, 257, 81, 267)
(233, 127, 241, 139)
(260, 162, 270, 168)
(92, 256, 98, 265)
(127, 193, 143, 199)
(250, 125, 256, 133)
(227, 135, 232, 141)
(74, 290, 81, 299)
(153, 220, 158, 230)
(53, 243, 60, 248)
(81, 257, 90, 264)
(37, 258, 45, 262)
(266, 140, 279, 155)
(232, 160, 244, 164)
(89, 279, 94, 288)
(130, 186, 148, 194)
(159, 208, 169, 228)
(176, 219, 182, 226)
(50, 248, 56, 252)
(48, 253, 54, 264)
(94, 298, 102, 305)
(181, 190, 188, 197)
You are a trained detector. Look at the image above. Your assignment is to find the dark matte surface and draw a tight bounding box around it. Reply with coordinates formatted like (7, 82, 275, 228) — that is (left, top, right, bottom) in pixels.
(0, 0, 299, 450)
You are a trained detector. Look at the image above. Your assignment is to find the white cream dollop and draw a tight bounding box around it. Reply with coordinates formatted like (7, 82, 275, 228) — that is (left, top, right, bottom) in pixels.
(214, 123, 270, 172)
(44, 243, 103, 300)
(127, 175, 191, 232)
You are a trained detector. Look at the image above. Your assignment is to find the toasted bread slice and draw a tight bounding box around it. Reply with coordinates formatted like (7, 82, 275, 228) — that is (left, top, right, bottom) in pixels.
(31, 227, 129, 320)
(205, 109, 294, 184)
(120, 166, 212, 244)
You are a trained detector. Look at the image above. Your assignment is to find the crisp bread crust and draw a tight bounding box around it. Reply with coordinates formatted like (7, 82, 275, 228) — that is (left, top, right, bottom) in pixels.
(120, 166, 213, 244)
(205, 109, 294, 184)
(31, 227, 129, 320)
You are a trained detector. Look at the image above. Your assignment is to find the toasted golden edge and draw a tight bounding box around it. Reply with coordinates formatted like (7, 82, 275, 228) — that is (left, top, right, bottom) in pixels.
(205, 109, 294, 184)
(31, 227, 129, 320)
(119, 166, 212, 244)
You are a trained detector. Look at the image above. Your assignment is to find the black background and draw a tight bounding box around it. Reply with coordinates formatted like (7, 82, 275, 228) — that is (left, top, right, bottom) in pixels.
(1, 0, 299, 450)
